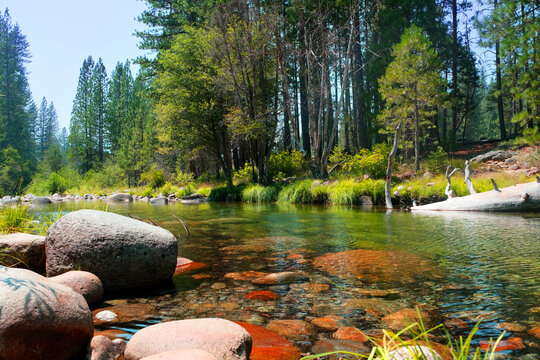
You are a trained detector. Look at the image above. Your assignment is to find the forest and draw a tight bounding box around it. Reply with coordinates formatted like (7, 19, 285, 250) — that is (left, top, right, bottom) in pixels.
(0, 0, 538, 200)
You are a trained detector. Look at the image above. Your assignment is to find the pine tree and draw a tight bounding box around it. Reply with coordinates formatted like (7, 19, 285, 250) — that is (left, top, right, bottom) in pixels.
(69, 56, 97, 173)
(378, 25, 446, 172)
(106, 61, 133, 154)
(91, 58, 108, 162)
(35, 97, 58, 160)
(0, 9, 35, 162)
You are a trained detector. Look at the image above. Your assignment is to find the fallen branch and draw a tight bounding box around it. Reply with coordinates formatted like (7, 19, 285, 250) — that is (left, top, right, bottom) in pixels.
(147, 217, 159, 227)
(491, 178, 500, 192)
(173, 215, 190, 236)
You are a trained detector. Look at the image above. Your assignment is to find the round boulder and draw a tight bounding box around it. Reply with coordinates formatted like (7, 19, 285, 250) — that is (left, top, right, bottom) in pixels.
(107, 193, 133, 202)
(0, 233, 45, 272)
(124, 318, 252, 360)
(48, 270, 104, 305)
(149, 197, 168, 205)
(45, 210, 178, 291)
(0, 266, 94, 360)
(32, 196, 52, 205)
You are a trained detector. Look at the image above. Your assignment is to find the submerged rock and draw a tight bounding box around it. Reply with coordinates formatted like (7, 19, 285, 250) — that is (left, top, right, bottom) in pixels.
(0, 266, 94, 360)
(0, 232, 45, 271)
(234, 321, 301, 360)
(246, 290, 281, 301)
(93, 303, 158, 325)
(312, 249, 434, 283)
(45, 210, 178, 291)
(252, 271, 307, 285)
(388, 345, 442, 360)
(311, 338, 370, 359)
(266, 319, 316, 342)
(123, 318, 252, 360)
(310, 315, 343, 332)
(332, 327, 368, 342)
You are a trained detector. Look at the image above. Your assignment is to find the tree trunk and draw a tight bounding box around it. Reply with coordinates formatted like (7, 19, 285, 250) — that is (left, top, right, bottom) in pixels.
(353, 9, 367, 150)
(450, 0, 458, 149)
(385, 122, 401, 209)
(494, 0, 507, 140)
(299, 27, 311, 158)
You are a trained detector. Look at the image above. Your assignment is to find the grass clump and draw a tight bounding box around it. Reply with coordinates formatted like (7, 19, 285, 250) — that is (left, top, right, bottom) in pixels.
(278, 179, 316, 204)
(0, 205, 33, 235)
(195, 186, 213, 197)
(302, 315, 503, 360)
(242, 184, 280, 203)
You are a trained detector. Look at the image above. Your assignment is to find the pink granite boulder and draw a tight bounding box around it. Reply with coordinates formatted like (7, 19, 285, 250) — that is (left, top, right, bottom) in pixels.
(48, 270, 104, 305)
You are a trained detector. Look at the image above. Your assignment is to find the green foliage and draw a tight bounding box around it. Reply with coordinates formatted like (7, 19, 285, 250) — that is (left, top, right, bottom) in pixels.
(241, 184, 280, 203)
(208, 185, 245, 202)
(46, 172, 67, 194)
(339, 144, 390, 179)
(328, 179, 385, 205)
(0, 147, 31, 196)
(0, 205, 33, 235)
(141, 187, 155, 198)
(268, 151, 307, 180)
(195, 186, 212, 197)
(424, 146, 448, 173)
(176, 170, 195, 186)
(175, 187, 192, 198)
(141, 167, 166, 189)
(513, 127, 540, 147)
(233, 163, 256, 185)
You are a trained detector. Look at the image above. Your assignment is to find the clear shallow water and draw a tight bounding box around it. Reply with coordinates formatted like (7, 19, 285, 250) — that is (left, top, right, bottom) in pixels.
(36, 201, 540, 358)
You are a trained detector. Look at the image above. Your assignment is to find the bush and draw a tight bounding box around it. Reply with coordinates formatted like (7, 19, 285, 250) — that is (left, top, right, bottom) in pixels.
(339, 144, 390, 179)
(268, 150, 307, 180)
(141, 167, 166, 189)
(424, 146, 448, 173)
(242, 184, 280, 203)
(175, 187, 192, 198)
(141, 187, 155, 198)
(176, 170, 194, 186)
(233, 163, 256, 184)
(513, 126, 540, 147)
(47, 172, 67, 194)
(208, 185, 245, 202)
(195, 186, 212, 197)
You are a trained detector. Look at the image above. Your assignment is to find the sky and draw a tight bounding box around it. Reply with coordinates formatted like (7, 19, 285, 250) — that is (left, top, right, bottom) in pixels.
(2, 0, 150, 130)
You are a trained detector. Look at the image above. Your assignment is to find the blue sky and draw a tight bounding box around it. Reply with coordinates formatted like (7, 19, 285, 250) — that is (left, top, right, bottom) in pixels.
(3, 0, 150, 129)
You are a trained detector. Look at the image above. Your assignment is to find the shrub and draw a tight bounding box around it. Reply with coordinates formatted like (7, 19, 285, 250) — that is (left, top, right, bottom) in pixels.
(47, 172, 67, 194)
(513, 127, 540, 147)
(233, 163, 256, 184)
(141, 167, 166, 189)
(242, 184, 280, 203)
(175, 187, 192, 198)
(340, 144, 390, 179)
(424, 146, 448, 173)
(268, 150, 307, 180)
(195, 186, 212, 197)
(176, 169, 194, 186)
(209, 185, 246, 202)
(159, 182, 174, 196)
(141, 187, 155, 198)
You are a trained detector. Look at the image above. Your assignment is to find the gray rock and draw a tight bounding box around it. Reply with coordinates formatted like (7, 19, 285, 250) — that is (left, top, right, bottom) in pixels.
(471, 150, 513, 163)
(107, 193, 133, 202)
(0, 266, 94, 360)
(358, 196, 373, 206)
(3, 196, 20, 204)
(124, 318, 252, 360)
(2, 195, 11, 201)
(0, 233, 46, 272)
(45, 210, 178, 291)
(181, 193, 202, 200)
(32, 196, 52, 205)
(149, 197, 168, 205)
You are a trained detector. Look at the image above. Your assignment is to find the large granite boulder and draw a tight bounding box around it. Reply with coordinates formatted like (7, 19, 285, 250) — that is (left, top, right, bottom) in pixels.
(45, 210, 178, 291)
(107, 193, 133, 202)
(32, 196, 52, 205)
(124, 318, 252, 360)
(0, 233, 46, 272)
(0, 266, 94, 360)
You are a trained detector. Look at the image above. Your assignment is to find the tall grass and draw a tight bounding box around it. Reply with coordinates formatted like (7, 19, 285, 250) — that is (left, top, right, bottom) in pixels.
(277, 179, 316, 203)
(0, 205, 34, 235)
(242, 184, 280, 203)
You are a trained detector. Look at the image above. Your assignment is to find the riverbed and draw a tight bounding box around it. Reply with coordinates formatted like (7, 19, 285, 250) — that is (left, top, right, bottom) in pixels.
(35, 201, 540, 358)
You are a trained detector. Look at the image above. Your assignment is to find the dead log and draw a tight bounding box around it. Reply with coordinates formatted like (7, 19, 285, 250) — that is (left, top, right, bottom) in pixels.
(412, 180, 540, 211)
(385, 122, 402, 209)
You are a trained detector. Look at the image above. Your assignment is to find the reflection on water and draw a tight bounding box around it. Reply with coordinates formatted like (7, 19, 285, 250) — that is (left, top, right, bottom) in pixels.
(35, 201, 540, 357)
